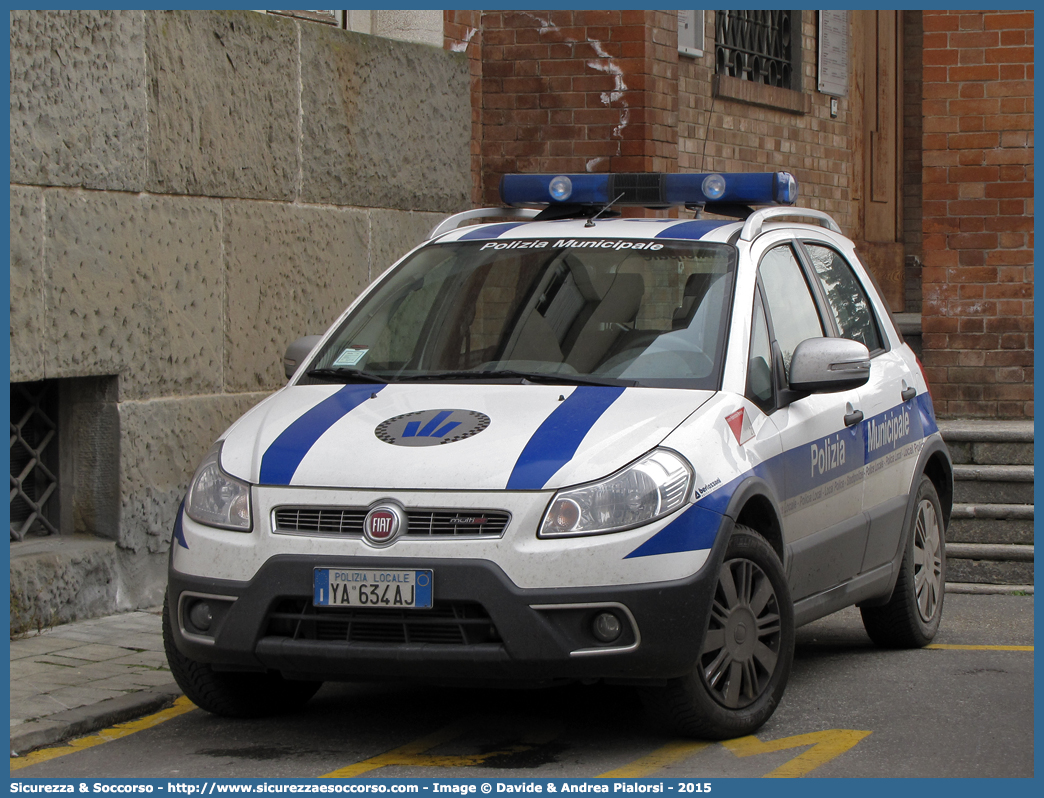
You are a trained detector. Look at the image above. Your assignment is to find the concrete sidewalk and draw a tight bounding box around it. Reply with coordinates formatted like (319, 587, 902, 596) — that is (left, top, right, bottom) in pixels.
(10, 608, 182, 757)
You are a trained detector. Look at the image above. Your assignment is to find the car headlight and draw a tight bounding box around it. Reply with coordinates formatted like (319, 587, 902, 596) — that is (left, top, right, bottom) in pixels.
(185, 442, 252, 531)
(539, 449, 693, 538)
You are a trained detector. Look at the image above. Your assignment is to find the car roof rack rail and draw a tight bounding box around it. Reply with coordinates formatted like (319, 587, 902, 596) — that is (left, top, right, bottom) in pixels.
(740, 207, 842, 241)
(429, 207, 541, 240)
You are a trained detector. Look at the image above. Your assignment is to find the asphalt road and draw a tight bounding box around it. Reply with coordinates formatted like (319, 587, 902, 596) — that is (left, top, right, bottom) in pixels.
(13, 594, 1034, 779)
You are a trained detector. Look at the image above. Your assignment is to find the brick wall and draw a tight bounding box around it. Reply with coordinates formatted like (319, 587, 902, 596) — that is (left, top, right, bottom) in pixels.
(445, 10, 1034, 418)
(920, 10, 1034, 418)
(452, 11, 857, 227)
(678, 12, 854, 230)
(903, 11, 924, 311)
(449, 10, 680, 206)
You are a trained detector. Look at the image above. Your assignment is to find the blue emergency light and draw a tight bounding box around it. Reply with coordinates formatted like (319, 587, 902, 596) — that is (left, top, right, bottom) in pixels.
(499, 172, 799, 208)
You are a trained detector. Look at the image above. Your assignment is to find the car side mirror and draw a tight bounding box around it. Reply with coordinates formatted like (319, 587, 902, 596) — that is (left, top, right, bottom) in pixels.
(283, 335, 323, 380)
(788, 337, 870, 393)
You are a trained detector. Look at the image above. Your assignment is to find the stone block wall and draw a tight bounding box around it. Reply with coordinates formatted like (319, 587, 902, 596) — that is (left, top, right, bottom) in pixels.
(919, 10, 1034, 418)
(9, 9, 470, 618)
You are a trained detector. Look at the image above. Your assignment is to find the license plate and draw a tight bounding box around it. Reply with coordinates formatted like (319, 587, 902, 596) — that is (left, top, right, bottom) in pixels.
(313, 568, 433, 609)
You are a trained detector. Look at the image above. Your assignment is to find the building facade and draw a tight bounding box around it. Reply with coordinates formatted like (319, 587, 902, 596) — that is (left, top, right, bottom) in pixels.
(445, 9, 1034, 417)
(8, 9, 1033, 626)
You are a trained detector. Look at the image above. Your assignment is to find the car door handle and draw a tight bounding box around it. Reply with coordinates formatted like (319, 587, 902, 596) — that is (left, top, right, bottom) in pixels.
(901, 386, 917, 402)
(844, 409, 864, 427)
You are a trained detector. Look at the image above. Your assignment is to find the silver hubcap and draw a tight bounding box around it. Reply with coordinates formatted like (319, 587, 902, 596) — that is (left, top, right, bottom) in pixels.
(913, 498, 943, 623)
(700, 558, 782, 709)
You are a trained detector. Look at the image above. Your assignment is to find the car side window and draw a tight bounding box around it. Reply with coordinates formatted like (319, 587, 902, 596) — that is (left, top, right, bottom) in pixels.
(746, 288, 774, 411)
(758, 244, 825, 379)
(803, 243, 883, 352)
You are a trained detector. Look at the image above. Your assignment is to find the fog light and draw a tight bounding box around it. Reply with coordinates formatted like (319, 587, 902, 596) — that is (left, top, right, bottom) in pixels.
(188, 601, 213, 632)
(592, 611, 622, 643)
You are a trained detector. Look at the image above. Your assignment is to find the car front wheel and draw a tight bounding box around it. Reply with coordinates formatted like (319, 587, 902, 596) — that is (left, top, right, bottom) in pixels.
(642, 526, 795, 739)
(162, 593, 322, 717)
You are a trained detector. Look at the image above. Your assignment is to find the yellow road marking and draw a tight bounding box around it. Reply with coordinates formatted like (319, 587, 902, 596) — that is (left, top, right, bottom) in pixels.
(598, 741, 710, 777)
(926, 644, 1033, 651)
(723, 729, 872, 778)
(601, 729, 870, 779)
(10, 696, 196, 772)
(321, 716, 562, 778)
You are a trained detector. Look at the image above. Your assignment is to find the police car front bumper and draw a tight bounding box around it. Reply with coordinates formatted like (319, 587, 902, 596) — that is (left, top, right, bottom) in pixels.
(166, 521, 732, 685)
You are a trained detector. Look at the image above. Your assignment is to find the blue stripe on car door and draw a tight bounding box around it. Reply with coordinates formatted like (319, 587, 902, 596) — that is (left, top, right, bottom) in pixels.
(626, 397, 937, 558)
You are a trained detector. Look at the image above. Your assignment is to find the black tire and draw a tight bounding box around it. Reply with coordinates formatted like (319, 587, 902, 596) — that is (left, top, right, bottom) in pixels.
(642, 526, 795, 740)
(162, 593, 322, 718)
(861, 475, 946, 648)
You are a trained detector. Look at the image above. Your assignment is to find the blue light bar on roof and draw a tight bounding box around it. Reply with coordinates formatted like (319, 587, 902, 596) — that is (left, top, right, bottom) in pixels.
(499, 172, 799, 208)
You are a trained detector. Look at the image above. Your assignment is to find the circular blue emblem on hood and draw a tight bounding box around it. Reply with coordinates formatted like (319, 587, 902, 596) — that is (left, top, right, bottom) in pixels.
(375, 409, 490, 447)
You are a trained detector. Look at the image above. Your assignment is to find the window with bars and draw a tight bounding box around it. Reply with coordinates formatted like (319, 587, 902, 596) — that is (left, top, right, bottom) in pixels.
(715, 10, 801, 91)
(11, 380, 60, 541)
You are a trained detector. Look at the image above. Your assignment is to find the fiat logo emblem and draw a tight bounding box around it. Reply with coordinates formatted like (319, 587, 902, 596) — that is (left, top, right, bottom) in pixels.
(363, 504, 404, 546)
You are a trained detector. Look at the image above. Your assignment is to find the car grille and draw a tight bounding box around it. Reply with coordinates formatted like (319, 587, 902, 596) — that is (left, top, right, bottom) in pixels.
(265, 599, 501, 646)
(272, 507, 510, 538)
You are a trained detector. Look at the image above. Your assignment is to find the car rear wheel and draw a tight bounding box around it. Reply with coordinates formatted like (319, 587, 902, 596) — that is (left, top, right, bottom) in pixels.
(861, 475, 945, 648)
(642, 526, 795, 739)
(162, 593, 322, 717)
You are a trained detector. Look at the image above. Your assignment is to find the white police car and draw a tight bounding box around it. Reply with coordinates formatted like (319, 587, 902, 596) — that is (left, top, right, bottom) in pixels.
(164, 172, 952, 739)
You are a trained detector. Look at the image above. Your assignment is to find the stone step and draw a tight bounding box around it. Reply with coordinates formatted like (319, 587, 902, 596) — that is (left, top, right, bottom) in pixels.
(952, 464, 1034, 504)
(947, 503, 1034, 545)
(10, 535, 120, 634)
(938, 419, 1034, 465)
(946, 537, 1033, 586)
(938, 419, 1035, 442)
(946, 582, 1033, 595)
(945, 440, 1034, 466)
(946, 542, 1033, 562)
(946, 558, 1034, 586)
(946, 541, 1034, 585)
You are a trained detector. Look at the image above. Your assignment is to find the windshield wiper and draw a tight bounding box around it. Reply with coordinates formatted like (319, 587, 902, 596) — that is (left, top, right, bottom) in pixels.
(400, 370, 635, 387)
(490, 369, 637, 387)
(305, 368, 391, 384)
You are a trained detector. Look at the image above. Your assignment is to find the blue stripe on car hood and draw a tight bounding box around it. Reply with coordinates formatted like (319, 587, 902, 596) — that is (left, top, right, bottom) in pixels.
(507, 386, 626, 490)
(259, 384, 384, 485)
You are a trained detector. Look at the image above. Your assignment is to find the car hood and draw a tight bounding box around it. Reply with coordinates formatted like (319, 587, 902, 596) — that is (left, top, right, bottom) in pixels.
(220, 383, 713, 491)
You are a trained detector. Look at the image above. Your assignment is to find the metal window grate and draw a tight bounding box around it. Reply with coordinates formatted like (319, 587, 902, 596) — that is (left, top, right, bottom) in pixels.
(10, 381, 59, 541)
(715, 11, 797, 90)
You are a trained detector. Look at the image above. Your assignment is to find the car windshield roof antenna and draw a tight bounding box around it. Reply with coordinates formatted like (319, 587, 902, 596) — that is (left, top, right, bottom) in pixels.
(585, 192, 625, 227)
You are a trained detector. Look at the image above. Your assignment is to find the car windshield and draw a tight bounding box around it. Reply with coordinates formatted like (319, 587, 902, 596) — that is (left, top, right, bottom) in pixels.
(306, 236, 737, 389)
